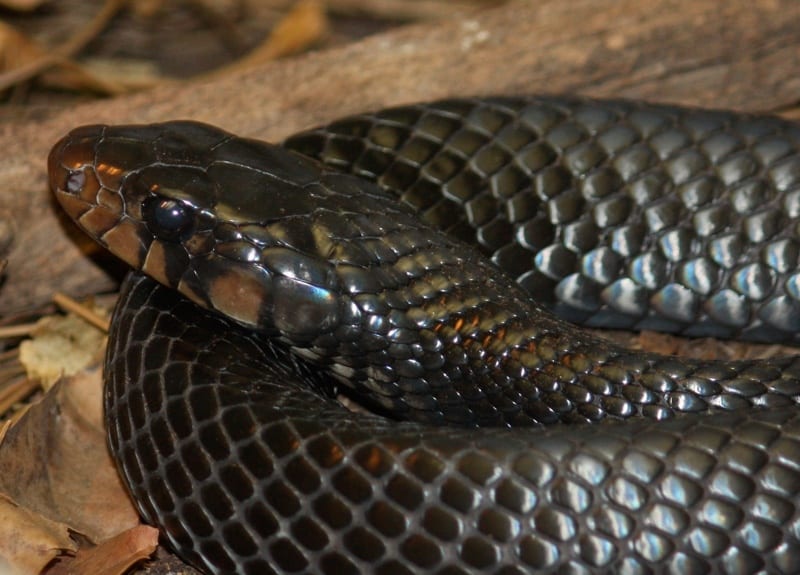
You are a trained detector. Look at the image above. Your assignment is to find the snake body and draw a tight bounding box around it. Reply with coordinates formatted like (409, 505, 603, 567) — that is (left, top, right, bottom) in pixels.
(48, 97, 800, 575)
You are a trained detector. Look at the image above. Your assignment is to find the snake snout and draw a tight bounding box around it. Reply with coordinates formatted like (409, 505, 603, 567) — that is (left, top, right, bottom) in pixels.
(48, 125, 108, 216)
(48, 124, 133, 248)
(48, 125, 106, 191)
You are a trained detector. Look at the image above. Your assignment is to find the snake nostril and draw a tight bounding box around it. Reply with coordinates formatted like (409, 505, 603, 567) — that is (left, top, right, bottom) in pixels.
(47, 125, 107, 195)
(65, 170, 87, 194)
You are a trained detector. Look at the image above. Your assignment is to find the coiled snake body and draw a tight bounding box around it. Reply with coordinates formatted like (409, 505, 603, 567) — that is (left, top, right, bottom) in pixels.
(48, 97, 800, 575)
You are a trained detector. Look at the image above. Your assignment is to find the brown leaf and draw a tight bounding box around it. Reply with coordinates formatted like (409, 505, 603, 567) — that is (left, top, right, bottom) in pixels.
(0, 20, 122, 94)
(18, 310, 107, 390)
(0, 494, 74, 575)
(47, 525, 159, 575)
(258, 0, 328, 59)
(0, 21, 46, 72)
(0, 368, 140, 544)
(205, 0, 328, 79)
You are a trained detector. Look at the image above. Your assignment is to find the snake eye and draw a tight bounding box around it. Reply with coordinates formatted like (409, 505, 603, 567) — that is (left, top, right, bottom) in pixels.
(142, 195, 196, 242)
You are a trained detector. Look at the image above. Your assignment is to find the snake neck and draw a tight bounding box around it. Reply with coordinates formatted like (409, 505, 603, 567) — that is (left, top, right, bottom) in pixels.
(277, 203, 796, 429)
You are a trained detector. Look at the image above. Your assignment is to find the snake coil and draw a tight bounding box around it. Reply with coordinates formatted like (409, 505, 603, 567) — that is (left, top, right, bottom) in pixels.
(49, 97, 800, 575)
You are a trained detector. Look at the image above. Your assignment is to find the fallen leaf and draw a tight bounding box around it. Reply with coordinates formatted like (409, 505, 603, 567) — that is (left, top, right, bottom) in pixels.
(18, 310, 107, 390)
(80, 57, 164, 92)
(47, 525, 159, 575)
(0, 20, 122, 94)
(203, 0, 328, 79)
(256, 0, 328, 59)
(0, 21, 45, 71)
(0, 368, 140, 544)
(0, 494, 74, 575)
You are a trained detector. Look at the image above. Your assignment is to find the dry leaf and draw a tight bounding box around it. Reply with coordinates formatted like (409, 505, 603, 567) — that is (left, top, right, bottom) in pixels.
(81, 57, 164, 92)
(204, 0, 328, 79)
(0, 494, 75, 575)
(0, 368, 140, 545)
(47, 525, 159, 575)
(26, 58, 124, 95)
(0, 21, 46, 72)
(0, 20, 121, 94)
(18, 310, 107, 390)
(258, 0, 328, 59)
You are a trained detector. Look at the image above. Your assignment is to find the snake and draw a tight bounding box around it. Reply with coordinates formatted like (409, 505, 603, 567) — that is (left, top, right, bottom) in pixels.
(47, 96, 800, 575)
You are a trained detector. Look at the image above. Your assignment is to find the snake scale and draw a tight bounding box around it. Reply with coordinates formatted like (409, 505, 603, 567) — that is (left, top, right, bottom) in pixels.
(48, 96, 800, 575)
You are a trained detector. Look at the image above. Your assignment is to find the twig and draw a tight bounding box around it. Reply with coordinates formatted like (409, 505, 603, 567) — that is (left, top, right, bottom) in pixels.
(0, 361, 25, 384)
(0, 376, 38, 415)
(0, 349, 19, 363)
(0, 323, 38, 339)
(52, 293, 110, 333)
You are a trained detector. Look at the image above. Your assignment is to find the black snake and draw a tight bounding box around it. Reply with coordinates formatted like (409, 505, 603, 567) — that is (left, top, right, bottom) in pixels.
(48, 97, 800, 575)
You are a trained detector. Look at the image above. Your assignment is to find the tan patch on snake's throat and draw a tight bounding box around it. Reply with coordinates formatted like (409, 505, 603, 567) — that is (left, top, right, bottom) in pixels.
(176, 280, 210, 309)
(206, 266, 271, 329)
(101, 219, 150, 269)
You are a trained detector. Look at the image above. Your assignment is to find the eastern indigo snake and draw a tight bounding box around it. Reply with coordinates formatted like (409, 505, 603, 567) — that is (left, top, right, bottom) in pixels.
(47, 97, 800, 575)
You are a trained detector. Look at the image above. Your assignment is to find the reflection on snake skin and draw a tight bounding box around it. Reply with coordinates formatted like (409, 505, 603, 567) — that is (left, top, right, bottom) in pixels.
(49, 97, 800, 575)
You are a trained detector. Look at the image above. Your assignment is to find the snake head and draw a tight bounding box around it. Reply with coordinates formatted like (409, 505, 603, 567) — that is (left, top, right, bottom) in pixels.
(49, 122, 229, 269)
(48, 121, 392, 339)
(49, 122, 227, 304)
